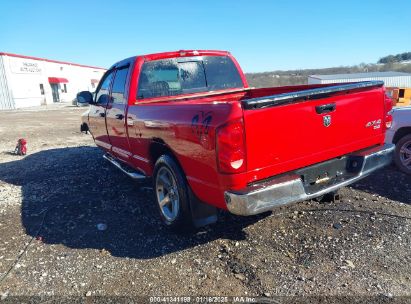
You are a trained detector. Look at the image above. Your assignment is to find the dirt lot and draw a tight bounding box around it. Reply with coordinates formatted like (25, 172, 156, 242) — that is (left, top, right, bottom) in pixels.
(0, 104, 411, 303)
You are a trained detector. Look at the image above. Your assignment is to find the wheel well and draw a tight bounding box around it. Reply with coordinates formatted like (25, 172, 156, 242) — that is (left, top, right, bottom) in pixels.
(148, 140, 218, 227)
(149, 140, 179, 168)
(393, 127, 411, 144)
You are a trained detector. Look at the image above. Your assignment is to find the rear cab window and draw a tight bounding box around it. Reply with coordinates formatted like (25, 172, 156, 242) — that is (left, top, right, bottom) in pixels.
(137, 56, 243, 99)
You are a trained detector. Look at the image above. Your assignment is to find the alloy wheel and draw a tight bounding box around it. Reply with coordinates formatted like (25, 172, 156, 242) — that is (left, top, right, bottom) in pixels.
(399, 140, 411, 169)
(155, 166, 180, 222)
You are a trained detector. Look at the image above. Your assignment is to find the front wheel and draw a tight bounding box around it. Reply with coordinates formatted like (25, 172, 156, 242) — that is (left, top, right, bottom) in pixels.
(394, 134, 411, 175)
(153, 155, 194, 230)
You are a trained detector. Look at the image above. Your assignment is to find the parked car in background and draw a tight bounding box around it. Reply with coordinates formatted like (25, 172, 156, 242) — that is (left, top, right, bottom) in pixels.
(386, 106, 411, 174)
(77, 50, 394, 230)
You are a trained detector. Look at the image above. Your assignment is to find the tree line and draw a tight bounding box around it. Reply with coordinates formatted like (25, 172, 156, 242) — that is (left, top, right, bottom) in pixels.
(246, 61, 411, 88)
(378, 52, 411, 64)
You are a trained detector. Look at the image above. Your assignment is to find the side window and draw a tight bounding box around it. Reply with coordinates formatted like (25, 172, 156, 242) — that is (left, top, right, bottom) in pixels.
(111, 66, 130, 104)
(95, 70, 114, 105)
(399, 89, 405, 98)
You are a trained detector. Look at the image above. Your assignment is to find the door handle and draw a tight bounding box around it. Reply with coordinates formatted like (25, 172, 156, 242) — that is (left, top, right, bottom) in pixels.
(316, 103, 336, 114)
(99, 112, 106, 118)
(115, 114, 124, 120)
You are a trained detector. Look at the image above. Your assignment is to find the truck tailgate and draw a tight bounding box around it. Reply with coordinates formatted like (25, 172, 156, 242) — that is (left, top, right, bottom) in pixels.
(241, 81, 386, 183)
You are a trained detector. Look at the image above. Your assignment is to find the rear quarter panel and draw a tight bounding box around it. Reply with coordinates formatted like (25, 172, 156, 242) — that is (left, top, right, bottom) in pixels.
(127, 95, 245, 209)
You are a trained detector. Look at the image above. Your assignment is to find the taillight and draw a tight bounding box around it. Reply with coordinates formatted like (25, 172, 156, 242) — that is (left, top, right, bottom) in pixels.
(216, 120, 246, 174)
(384, 93, 393, 129)
(385, 93, 393, 111)
(385, 113, 393, 129)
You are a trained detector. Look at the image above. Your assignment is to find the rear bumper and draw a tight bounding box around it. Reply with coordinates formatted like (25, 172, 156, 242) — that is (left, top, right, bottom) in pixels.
(224, 144, 394, 216)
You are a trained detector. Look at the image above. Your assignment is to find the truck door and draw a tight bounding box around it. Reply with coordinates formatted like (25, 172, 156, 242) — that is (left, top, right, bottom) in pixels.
(106, 65, 132, 161)
(88, 69, 115, 151)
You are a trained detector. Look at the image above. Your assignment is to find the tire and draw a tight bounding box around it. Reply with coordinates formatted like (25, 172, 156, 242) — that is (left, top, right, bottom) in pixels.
(153, 155, 194, 230)
(394, 134, 411, 175)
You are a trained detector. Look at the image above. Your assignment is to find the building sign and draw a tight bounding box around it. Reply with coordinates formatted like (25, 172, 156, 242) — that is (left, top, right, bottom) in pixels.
(9, 58, 43, 74)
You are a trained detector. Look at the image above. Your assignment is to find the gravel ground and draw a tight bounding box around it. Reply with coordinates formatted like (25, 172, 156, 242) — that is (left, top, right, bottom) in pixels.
(0, 104, 411, 303)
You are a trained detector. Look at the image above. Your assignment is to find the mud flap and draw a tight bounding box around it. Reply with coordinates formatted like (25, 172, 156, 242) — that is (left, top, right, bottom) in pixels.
(188, 188, 218, 228)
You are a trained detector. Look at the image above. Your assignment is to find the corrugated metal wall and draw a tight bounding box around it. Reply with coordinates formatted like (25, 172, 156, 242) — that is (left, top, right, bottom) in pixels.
(308, 75, 411, 87)
(0, 56, 14, 110)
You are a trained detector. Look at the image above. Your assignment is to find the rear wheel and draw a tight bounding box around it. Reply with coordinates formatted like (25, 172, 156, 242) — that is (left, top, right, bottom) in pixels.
(394, 134, 411, 175)
(153, 155, 194, 230)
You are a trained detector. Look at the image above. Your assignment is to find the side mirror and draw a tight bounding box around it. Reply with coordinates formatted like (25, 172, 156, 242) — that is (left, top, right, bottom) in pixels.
(76, 91, 95, 105)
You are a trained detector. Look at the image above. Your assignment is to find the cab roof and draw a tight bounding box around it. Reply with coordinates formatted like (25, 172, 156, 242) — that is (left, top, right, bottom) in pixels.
(110, 50, 231, 69)
(142, 50, 230, 61)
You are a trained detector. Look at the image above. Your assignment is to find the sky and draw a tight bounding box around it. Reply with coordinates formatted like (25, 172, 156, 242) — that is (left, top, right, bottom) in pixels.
(1, 0, 411, 73)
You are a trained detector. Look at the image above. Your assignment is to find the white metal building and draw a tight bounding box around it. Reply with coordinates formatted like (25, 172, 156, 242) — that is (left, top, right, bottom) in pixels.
(0, 52, 106, 110)
(308, 71, 411, 87)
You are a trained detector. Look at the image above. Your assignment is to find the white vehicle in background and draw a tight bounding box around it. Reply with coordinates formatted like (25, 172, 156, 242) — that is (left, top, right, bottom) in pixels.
(386, 106, 411, 175)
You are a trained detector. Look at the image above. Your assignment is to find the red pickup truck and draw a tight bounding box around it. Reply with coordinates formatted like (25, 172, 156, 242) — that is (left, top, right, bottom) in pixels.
(78, 50, 394, 230)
